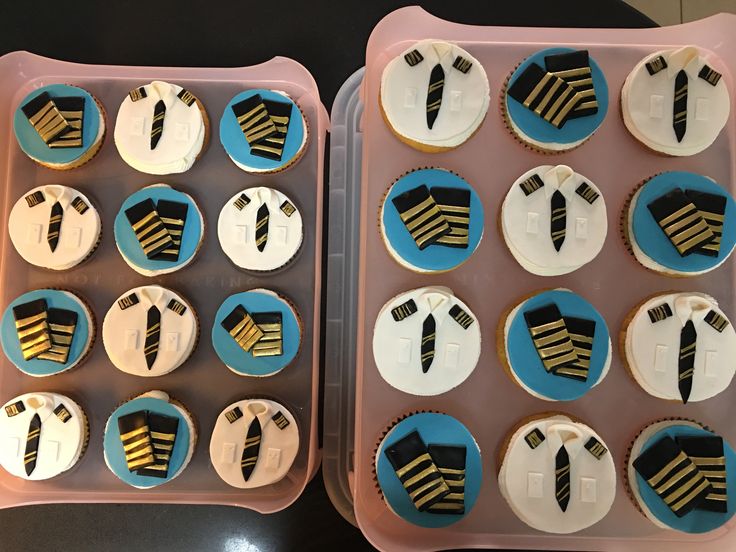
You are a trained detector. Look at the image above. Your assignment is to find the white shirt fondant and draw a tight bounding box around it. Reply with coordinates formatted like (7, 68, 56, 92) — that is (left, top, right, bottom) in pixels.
(498, 416, 616, 534)
(0, 393, 86, 481)
(114, 81, 205, 175)
(381, 40, 489, 148)
(209, 399, 299, 489)
(372, 286, 481, 396)
(217, 187, 303, 271)
(102, 285, 197, 377)
(625, 292, 736, 402)
(502, 165, 607, 276)
(622, 46, 730, 156)
(8, 185, 101, 270)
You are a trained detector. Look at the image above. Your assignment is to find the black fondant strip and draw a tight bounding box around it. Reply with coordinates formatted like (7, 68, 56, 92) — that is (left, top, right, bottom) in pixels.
(117, 410, 155, 471)
(686, 189, 727, 257)
(4, 401, 25, 417)
(12, 299, 51, 361)
(404, 49, 424, 66)
(525, 427, 546, 449)
(556, 316, 595, 382)
(391, 299, 418, 322)
(220, 305, 264, 353)
(53, 403, 72, 423)
(584, 436, 608, 459)
(452, 56, 472, 74)
(124, 198, 175, 259)
(37, 308, 78, 364)
(136, 413, 179, 478)
(431, 187, 471, 249)
(647, 188, 714, 257)
(519, 174, 544, 196)
(524, 304, 579, 373)
(177, 88, 196, 106)
(646, 56, 668, 75)
(427, 444, 466, 515)
(676, 435, 727, 513)
(271, 411, 290, 430)
(250, 99, 293, 161)
(25, 191, 45, 207)
(544, 49, 598, 119)
(698, 65, 722, 86)
(251, 312, 283, 357)
(391, 185, 451, 250)
(21, 92, 71, 144)
(647, 302, 673, 323)
(448, 304, 474, 329)
(118, 292, 140, 311)
(225, 406, 243, 423)
(280, 200, 296, 217)
(71, 196, 89, 214)
(129, 87, 147, 102)
(507, 63, 581, 129)
(233, 193, 250, 211)
(167, 298, 187, 316)
(231, 95, 277, 145)
(152, 199, 188, 262)
(575, 182, 599, 204)
(704, 310, 729, 333)
(48, 97, 85, 148)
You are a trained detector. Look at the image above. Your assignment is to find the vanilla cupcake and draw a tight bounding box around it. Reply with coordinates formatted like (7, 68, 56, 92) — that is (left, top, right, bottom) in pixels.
(380, 40, 489, 152)
(103, 390, 195, 489)
(0, 392, 88, 480)
(622, 171, 736, 277)
(13, 84, 105, 169)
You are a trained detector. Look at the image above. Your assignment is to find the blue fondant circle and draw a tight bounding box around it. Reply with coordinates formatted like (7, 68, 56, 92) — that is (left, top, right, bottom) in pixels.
(506, 289, 610, 401)
(505, 48, 609, 144)
(103, 396, 192, 488)
(382, 168, 484, 272)
(114, 186, 202, 272)
(13, 84, 102, 164)
(376, 412, 482, 528)
(635, 424, 736, 533)
(219, 89, 306, 172)
(632, 172, 736, 273)
(211, 290, 301, 376)
(1, 289, 91, 376)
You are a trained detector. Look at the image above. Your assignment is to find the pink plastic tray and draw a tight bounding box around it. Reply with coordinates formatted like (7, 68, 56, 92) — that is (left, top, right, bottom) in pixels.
(353, 7, 736, 551)
(0, 52, 328, 513)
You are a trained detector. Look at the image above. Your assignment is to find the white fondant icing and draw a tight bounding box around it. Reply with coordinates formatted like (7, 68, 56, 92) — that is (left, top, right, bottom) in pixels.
(380, 40, 489, 149)
(498, 415, 616, 534)
(527, 472, 544, 498)
(209, 399, 299, 489)
(9, 185, 101, 271)
(217, 187, 303, 272)
(506, 115, 587, 152)
(102, 285, 198, 377)
(372, 286, 481, 396)
(502, 166, 607, 276)
(622, 46, 730, 156)
(624, 292, 736, 402)
(114, 81, 206, 175)
(0, 393, 86, 481)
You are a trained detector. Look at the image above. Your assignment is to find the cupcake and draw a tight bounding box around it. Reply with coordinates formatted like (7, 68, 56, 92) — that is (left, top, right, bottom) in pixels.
(0, 392, 88, 480)
(114, 81, 209, 175)
(212, 289, 302, 377)
(103, 390, 195, 488)
(218, 186, 303, 272)
(375, 411, 482, 527)
(380, 168, 484, 273)
(102, 285, 198, 377)
(622, 171, 736, 277)
(498, 413, 616, 534)
(0, 289, 95, 377)
(497, 289, 611, 401)
(8, 184, 102, 271)
(622, 291, 736, 404)
(626, 419, 734, 532)
(621, 46, 730, 156)
(501, 165, 607, 276)
(503, 48, 608, 153)
(113, 184, 204, 276)
(13, 84, 105, 170)
(373, 286, 480, 396)
(220, 89, 308, 173)
(209, 398, 299, 489)
(380, 39, 489, 152)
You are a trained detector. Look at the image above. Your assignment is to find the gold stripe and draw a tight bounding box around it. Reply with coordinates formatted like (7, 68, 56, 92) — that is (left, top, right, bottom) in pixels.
(414, 483, 449, 509)
(120, 426, 150, 441)
(671, 479, 711, 512)
(396, 453, 432, 478)
(648, 452, 688, 486)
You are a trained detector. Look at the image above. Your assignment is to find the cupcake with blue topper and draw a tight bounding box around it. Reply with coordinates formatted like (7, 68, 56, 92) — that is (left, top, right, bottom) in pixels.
(13, 84, 106, 170)
(497, 288, 611, 401)
(1, 288, 95, 377)
(622, 171, 736, 277)
(626, 418, 735, 533)
(380, 168, 484, 273)
(220, 89, 308, 174)
(103, 390, 196, 489)
(114, 184, 204, 276)
(374, 411, 482, 528)
(212, 289, 302, 377)
(503, 48, 608, 153)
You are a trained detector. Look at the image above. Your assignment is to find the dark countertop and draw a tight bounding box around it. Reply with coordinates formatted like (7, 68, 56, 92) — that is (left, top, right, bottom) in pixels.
(0, 1, 651, 550)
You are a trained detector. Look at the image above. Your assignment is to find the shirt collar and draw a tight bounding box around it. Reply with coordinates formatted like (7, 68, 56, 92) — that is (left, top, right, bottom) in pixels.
(666, 46, 702, 79)
(138, 286, 169, 312)
(541, 165, 577, 200)
(252, 187, 281, 210)
(24, 394, 56, 423)
(245, 400, 273, 428)
(147, 80, 179, 110)
(674, 294, 712, 327)
(416, 288, 452, 324)
(43, 185, 73, 210)
(423, 41, 456, 70)
(544, 422, 586, 461)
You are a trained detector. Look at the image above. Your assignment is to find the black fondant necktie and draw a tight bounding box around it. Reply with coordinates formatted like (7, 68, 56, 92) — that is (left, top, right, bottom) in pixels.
(255, 203, 269, 252)
(47, 201, 63, 252)
(24, 413, 41, 476)
(555, 444, 570, 512)
(678, 320, 696, 404)
(144, 305, 161, 370)
(673, 70, 688, 143)
(426, 63, 445, 129)
(151, 99, 166, 149)
(550, 190, 566, 251)
(420, 314, 436, 374)
(241, 416, 262, 482)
